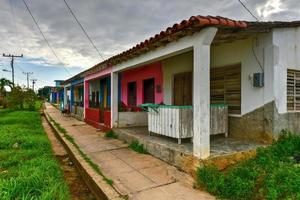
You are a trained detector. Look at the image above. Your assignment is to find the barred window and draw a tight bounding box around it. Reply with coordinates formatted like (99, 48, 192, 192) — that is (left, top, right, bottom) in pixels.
(287, 69, 300, 111)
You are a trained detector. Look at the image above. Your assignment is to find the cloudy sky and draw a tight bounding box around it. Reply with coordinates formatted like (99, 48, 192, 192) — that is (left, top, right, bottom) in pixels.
(0, 0, 299, 89)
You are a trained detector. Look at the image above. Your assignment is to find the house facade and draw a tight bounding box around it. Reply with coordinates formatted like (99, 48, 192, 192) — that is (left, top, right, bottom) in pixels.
(61, 16, 300, 159)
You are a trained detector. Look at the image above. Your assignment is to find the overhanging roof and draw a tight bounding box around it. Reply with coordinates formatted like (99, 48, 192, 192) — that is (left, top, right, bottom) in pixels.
(62, 15, 300, 84)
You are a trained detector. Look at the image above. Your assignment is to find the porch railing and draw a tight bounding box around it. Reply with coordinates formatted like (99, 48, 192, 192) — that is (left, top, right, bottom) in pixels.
(142, 104, 228, 144)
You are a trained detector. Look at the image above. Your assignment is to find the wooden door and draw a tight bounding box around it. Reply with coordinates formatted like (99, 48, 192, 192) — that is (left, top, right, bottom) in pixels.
(128, 81, 137, 106)
(143, 78, 155, 103)
(173, 72, 192, 106)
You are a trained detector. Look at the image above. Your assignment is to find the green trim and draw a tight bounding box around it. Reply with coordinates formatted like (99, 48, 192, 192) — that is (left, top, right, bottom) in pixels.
(139, 103, 227, 109)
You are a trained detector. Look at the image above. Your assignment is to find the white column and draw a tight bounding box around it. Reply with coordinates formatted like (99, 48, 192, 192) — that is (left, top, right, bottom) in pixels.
(63, 86, 67, 108)
(111, 72, 119, 128)
(193, 27, 217, 159)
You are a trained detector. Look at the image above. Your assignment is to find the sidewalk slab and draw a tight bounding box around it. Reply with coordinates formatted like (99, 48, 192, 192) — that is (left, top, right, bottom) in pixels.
(45, 103, 214, 200)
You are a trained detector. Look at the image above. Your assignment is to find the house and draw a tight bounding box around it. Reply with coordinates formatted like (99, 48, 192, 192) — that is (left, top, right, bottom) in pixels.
(49, 80, 64, 107)
(61, 15, 300, 160)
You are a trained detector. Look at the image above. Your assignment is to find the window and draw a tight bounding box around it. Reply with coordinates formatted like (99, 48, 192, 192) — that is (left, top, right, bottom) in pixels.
(287, 69, 300, 111)
(210, 64, 241, 114)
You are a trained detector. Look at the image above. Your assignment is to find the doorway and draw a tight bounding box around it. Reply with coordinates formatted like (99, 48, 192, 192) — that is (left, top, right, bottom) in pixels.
(127, 81, 137, 106)
(173, 72, 192, 106)
(143, 78, 155, 103)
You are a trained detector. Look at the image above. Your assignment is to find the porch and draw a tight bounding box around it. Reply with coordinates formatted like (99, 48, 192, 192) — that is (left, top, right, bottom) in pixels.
(71, 83, 84, 120)
(113, 127, 265, 172)
(84, 69, 112, 130)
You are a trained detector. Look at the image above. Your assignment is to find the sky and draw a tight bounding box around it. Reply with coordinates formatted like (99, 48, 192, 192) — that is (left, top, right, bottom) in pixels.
(0, 0, 299, 89)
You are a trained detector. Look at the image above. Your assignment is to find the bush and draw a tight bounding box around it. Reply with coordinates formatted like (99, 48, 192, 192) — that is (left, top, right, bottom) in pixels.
(105, 130, 118, 139)
(7, 87, 37, 110)
(196, 131, 300, 200)
(129, 140, 148, 154)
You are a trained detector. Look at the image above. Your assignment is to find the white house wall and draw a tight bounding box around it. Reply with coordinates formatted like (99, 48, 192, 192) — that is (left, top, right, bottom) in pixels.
(211, 33, 274, 115)
(273, 27, 300, 114)
(162, 51, 193, 105)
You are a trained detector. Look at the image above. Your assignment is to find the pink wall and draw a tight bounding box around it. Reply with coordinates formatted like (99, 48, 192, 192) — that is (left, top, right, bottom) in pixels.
(121, 62, 163, 106)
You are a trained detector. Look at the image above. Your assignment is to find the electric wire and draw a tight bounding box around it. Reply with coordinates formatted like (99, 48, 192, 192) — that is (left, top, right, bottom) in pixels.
(238, 0, 260, 21)
(62, 0, 105, 61)
(21, 0, 72, 76)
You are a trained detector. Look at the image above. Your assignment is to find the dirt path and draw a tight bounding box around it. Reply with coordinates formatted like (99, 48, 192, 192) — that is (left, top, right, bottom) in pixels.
(41, 115, 96, 200)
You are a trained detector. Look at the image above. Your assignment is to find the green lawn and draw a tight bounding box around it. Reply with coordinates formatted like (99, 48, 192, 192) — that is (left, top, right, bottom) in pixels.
(197, 131, 300, 200)
(0, 108, 70, 199)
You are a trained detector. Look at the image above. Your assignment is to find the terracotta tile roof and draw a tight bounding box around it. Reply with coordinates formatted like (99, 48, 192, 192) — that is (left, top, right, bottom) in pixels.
(61, 16, 246, 83)
(63, 16, 300, 83)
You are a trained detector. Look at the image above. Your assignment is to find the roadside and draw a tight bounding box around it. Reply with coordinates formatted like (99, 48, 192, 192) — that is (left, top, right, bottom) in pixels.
(41, 115, 96, 200)
(45, 102, 214, 200)
(0, 109, 69, 199)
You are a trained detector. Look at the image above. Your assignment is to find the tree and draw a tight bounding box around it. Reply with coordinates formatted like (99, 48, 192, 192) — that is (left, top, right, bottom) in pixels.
(0, 78, 13, 108)
(6, 86, 37, 110)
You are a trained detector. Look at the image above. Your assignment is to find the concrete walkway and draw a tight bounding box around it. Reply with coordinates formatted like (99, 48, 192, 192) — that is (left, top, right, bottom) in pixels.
(45, 103, 214, 200)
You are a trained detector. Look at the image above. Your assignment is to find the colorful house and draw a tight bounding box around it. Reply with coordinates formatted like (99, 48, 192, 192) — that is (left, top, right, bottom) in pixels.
(49, 80, 64, 106)
(61, 16, 300, 159)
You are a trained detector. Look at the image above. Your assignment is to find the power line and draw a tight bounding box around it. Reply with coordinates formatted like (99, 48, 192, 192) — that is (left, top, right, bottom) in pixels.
(238, 0, 260, 21)
(62, 0, 105, 61)
(23, 71, 33, 89)
(21, 0, 72, 76)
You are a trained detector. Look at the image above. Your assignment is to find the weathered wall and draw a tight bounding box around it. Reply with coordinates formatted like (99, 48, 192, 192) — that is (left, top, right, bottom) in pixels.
(117, 112, 148, 127)
(273, 27, 300, 114)
(211, 34, 273, 116)
(161, 51, 193, 105)
(273, 107, 300, 136)
(229, 102, 274, 143)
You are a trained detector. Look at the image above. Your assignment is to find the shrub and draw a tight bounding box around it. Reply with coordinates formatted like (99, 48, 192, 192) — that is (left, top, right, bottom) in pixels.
(105, 130, 118, 139)
(6, 87, 37, 110)
(196, 132, 300, 200)
(129, 140, 147, 154)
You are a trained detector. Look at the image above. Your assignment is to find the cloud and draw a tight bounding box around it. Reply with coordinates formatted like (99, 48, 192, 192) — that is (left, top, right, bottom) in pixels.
(256, 0, 286, 19)
(0, 0, 300, 89)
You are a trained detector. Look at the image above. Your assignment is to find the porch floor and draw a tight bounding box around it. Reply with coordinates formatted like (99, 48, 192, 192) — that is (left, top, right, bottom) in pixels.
(114, 127, 266, 158)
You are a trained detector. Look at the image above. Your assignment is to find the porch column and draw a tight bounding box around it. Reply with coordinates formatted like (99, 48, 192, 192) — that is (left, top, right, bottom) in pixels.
(84, 81, 89, 112)
(63, 86, 67, 108)
(70, 85, 74, 112)
(193, 27, 217, 159)
(111, 72, 118, 128)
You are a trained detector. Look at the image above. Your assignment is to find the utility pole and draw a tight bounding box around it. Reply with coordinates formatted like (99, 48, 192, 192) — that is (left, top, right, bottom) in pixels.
(2, 53, 23, 86)
(31, 78, 37, 91)
(23, 72, 33, 89)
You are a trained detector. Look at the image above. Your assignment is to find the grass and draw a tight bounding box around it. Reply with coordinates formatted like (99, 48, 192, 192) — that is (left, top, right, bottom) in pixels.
(105, 130, 118, 139)
(0, 108, 70, 199)
(48, 115, 114, 186)
(196, 130, 300, 200)
(129, 140, 148, 154)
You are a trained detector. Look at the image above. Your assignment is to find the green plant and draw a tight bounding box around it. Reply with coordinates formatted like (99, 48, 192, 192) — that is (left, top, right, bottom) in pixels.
(0, 109, 70, 199)
(6, 86, 37, 110)
(196, 131, 300, 200)
(105, 130, 118, 139)
(129, 140, 148, 154)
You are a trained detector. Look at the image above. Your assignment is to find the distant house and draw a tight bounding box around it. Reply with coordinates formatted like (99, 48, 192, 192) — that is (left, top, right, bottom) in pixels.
(49, 80, 64, 106)
(61, 15, 300, 159)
